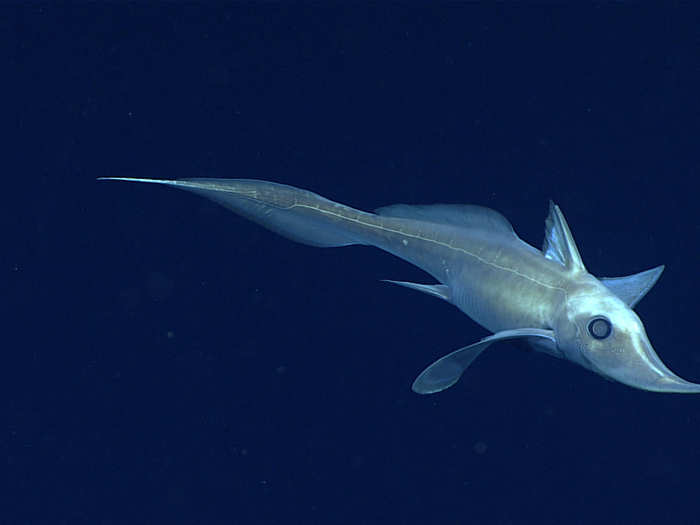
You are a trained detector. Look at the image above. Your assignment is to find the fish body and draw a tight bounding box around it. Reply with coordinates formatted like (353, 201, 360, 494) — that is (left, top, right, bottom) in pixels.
(100, 177, 698, 394)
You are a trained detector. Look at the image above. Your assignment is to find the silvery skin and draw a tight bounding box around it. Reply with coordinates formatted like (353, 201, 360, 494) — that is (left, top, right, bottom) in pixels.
(101, 177, 700, 394)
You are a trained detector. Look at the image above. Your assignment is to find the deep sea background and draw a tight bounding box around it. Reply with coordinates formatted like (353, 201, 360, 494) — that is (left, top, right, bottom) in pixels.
(6, 5, 700, 525)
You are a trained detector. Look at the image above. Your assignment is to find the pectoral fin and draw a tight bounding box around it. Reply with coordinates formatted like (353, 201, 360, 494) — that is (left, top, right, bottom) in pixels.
(412, 328, 556, 394)
(600, 265, 664, 308)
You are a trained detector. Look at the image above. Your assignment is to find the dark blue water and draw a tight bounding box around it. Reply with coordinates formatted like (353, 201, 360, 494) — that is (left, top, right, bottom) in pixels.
(7, 6, 700, 524)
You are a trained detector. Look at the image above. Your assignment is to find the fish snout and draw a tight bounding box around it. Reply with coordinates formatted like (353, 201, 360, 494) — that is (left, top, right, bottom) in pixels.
(587, 332, 700, 394)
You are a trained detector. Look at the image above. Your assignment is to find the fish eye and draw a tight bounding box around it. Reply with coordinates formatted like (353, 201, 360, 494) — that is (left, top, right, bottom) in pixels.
(587, 316, 612, 340)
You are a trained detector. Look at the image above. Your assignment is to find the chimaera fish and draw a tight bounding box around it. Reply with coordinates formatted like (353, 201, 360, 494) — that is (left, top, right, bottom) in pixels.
(100, 177, 700, 394)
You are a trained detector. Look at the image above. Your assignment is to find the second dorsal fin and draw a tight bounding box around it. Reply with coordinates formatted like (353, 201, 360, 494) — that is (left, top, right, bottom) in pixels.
(375, 203, 515, 236)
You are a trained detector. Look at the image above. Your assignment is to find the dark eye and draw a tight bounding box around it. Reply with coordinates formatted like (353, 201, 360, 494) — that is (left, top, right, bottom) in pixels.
(587, 316, 612, 340)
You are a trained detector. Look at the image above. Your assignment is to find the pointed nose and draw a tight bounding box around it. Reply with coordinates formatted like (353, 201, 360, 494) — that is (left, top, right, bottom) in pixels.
(603, 335, 700, 394)
(646, 374, 700, 393)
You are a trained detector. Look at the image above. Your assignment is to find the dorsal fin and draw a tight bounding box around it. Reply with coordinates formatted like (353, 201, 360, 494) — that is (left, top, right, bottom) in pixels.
(375, 203, 515, 236)
(542, 201, 586, 272)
